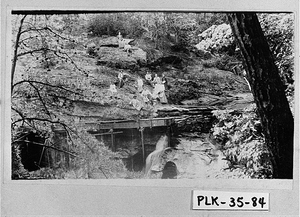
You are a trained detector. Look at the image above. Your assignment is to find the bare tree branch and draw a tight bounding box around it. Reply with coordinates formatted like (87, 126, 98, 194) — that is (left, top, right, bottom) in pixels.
(20, 27, 48, 35)
(16, 46, 85, 74)
(13, 139, 78, 157)
(11, 15, 27, 92)
(44, 26, 74, 42)
(12, 79, 83, 95)
(19, 35, 39, 44)
(27, 80, 52, 118)
(16, 48, 45, 57)
(11, 107, 71, 132)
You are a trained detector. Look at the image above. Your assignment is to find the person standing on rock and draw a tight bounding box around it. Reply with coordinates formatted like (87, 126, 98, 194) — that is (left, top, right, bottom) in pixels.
(161, 74, 168, 90)
(152, 75, 168, 104)
(108, 82, 118, 99)
(152, 74, 161, 87)
(145, 71, 152, 85)
(117, 32, 124, 49)
(118, 71, 124, 88)
(161, 74, 169, 102)
(137, 78, 144, 93)
(158, 83, 168, 104)
(152, 75, 160, 102)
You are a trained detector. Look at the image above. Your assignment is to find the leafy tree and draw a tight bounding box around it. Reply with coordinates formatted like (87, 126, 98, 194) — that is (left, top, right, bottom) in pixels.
(162, 13, 198, 49)
(11, 14, 85, 131)
(87, 12, 201, 50)
(11, 14, 128, 179)
(87, 13, 144, 38)
(87, 13, 121, 37)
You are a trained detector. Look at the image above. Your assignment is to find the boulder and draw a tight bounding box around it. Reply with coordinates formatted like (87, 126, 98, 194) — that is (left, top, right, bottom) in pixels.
(85, 37, 135, 48)
(148, 55, 183, 68)
(98, 37, 119, 47)
(145, 49, 164, 63)
(95, 46, 147, 70)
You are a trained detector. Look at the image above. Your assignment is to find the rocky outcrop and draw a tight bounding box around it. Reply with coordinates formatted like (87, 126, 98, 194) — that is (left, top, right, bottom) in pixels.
(147, 55, 183, 69)
(85, 36, 146, 69)
(95, 46, 147, 69)
(86, 36, 131, 48)
(88, 36, 187, 70)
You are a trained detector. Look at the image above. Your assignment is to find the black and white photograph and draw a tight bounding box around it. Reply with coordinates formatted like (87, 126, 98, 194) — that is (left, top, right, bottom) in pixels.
(10, 11, 295, 180)
(1, 0, 299, 215)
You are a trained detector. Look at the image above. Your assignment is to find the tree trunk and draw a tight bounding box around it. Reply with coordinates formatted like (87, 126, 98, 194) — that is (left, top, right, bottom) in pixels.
(227, 13, 294, 179)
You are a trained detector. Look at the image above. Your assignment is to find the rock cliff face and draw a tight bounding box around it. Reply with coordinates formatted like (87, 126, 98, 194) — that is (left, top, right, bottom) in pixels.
(87, 36, 186, 70)
(96, 46, 147, 70)
(87, 36, 147, 70)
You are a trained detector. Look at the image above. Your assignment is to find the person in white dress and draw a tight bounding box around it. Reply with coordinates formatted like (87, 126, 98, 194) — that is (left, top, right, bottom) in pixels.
(137, 78, 144, 93)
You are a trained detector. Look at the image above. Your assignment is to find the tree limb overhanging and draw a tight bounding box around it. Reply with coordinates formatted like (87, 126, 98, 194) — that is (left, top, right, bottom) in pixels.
(12, 79, 83, 95)
(27, 81, 52, 118)
(13, 139, 78, 158)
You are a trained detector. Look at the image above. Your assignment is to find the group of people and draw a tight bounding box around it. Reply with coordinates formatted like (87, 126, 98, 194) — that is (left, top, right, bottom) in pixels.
(149, 73, 168, 104)
(130, 72, 168, 116)
(111, 32, 169, 114)
(145, 72, 167, 89)
(140, 72, 168, 104)
(108, 70, 169, 117)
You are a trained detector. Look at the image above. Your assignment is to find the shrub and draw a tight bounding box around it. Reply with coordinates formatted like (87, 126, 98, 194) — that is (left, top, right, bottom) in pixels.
(202, 59, 218, 68)
(167, 79, 203, 104)
(87, 13, 144, 38)
(202, 55, 240, 72)
(86, 46, 98, 57)
(11, 125, 131, 179)
(259, 13, 294, 97)
(211, 105, 273, 178)
(11, 143, 29, 179)
(198, 14, 294, 97)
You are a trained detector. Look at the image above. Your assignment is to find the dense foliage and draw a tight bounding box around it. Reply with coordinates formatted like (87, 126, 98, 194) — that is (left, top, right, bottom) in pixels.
(211, 106, 273, 178)
(87, 13, 144, 38)
(87, 12, 226, 51)
(11, 14, 133, 179)
(196, 23, 235, 54)
(168, 80, 203, 104)
(259, 13, 294, 98)
(196, 13, 294, 97)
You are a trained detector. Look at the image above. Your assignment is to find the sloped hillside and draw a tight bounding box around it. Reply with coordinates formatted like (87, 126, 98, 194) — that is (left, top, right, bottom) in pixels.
(68, 35, 250, 122)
